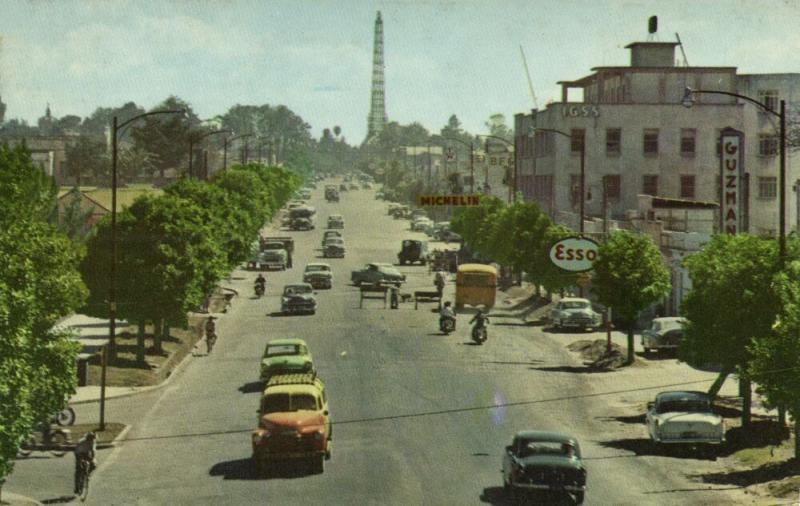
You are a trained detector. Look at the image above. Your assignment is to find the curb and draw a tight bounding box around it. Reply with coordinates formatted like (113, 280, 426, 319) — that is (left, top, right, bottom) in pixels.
(0, 491, 44, 506)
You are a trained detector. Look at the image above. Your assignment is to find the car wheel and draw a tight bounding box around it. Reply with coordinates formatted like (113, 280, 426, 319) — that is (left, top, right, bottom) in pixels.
(574, 491, 585, 505)
(310, 455, 324, 474)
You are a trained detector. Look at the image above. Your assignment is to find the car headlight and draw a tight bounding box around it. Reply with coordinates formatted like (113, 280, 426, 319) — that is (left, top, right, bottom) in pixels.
(313, 431, 324, 441)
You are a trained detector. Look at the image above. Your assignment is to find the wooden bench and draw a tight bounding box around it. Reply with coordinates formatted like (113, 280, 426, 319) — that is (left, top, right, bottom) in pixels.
(359, 284, 389, 308)
(414, 290, 442, 310)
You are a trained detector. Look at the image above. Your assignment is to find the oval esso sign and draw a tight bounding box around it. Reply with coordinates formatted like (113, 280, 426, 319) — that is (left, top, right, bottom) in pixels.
(549, 237, 599, 272)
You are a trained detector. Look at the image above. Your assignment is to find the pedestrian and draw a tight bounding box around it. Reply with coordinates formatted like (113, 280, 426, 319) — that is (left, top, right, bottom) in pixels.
(434, 270, 446, 296)
(205, 316, 217, 354)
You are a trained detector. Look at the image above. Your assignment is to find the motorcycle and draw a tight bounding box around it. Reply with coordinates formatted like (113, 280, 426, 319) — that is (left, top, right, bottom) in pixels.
(439, 317, 456, 335)
(53, 406, 76, 427)
(255, 282, 265, 298)
(471, 315, 489, 345)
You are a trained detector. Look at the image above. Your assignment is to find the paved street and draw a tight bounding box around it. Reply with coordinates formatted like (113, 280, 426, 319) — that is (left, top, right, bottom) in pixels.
(6, 184, 766, 505)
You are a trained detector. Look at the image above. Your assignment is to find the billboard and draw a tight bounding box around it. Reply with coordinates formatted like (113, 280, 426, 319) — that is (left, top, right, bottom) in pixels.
(720, 128, 744, 235)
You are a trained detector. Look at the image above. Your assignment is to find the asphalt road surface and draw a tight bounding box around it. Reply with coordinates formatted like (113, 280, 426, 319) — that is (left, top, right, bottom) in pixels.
(7, 182, 762, 505)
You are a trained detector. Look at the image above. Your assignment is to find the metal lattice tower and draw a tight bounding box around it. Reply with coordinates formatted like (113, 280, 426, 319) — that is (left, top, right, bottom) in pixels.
(365, 11, 387, 144)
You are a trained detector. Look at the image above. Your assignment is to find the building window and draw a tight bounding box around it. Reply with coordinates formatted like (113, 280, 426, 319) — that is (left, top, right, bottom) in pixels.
(606, 128, 621, 155)
(534, 174, 553, 199)
(680, 129, 696, 156)
(570, 174, 580, 206)
(643, 129, 659, 155)
(604, 175, 621, 200)
(535, 131, 554, 157)
(759, 134, 779, 156)
(758, 176, 777, 199)
(642, 175, 658, 196)
(758, 90, 779, 113)
(570, 129, 585, 154)
(680, 175, 695, 199)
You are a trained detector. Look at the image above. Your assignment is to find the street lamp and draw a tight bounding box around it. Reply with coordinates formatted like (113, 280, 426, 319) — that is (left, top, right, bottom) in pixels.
(442, 137, 475, 193)
(682, 86, 787, 262)
(531, 128, 585, 233)
(480, 134, 517, 203)
(105, 108, 185, 431)
(223, 133, 254, 170)
(188, 129, 231, 179)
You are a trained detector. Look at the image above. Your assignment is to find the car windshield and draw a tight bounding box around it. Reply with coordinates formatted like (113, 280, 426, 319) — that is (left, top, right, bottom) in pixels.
(519, 440, 576, 458)
(306, 265, 330, 272)
(292, 394, 318, 411)
(561, 301, 589, 309)
(327, 239, 344, 245)
(284, 285, 312, 295)
(261, 393, 318, 413)
(266, 344, 299, 357)
(657, 399, 711, 414)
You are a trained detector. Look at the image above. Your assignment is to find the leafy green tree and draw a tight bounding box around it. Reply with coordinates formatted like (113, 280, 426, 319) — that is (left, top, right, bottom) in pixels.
(131, 96, 198, 177)
(56, 187, 93, 243)
(118, 145, 156, 180)
(451, 196, 505, 257)
(0, 118, 39, 139)
(533, 226, 579, 296)
(484, 113, 513, 142)
(681, 234, 781, 425)
(591, 230, 670, 365)
(0, 143, 57, 220)
(64, 136, 109, 184)
(80, 102, 145, 137)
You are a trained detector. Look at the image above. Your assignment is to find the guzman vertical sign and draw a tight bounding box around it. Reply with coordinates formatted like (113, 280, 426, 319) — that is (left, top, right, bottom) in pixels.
(720, 128, 744, 234)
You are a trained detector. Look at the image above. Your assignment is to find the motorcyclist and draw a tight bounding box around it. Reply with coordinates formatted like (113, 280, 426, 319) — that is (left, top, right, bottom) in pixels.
(434, 270, 446, 295)
(74, 431, 97, 495)
(439, 301, 456, 330)
(255, 274, 266, 295)
(470, 309, 489, 329)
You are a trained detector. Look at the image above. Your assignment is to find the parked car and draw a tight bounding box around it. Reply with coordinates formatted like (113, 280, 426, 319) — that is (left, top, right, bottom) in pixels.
(387, 203, 400, 215)
(281, 283, 317, 315)
(550, 298, 601, 331)
(299, 189, 312, 200)
(257, 243, 288, 270)
(642, 317, 686, 355)
(411, 217, 433, 232)
(646, 391, 725, 452)
(303, 263, 333, 289)
(325, 188, 340, 202)
(339, 183, 348, 191)
(323, 238, 346, 258)
(349, 182, 359, 190)
(411, 208, 427, 220)
(327, 214, 344, 229)
(260, 338, 314, 381)
(252, 373, 331, 475)
(501, 431, 587, 504)
(351, 263, 406, 286)
(321, 230, 342, 247)
(398, 239, 428, 265)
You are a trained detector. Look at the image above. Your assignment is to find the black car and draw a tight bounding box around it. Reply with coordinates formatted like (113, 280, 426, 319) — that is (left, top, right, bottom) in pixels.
(397, 239, 428, 265)
(501, 431, 587, 504)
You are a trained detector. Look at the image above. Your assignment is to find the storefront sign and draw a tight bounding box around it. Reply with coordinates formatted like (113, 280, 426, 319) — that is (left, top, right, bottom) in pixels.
(549, 236, 599, 272)
(417, 194, 481, 206)
(720, 128, 744, 234)
(562, 105, 600, 118)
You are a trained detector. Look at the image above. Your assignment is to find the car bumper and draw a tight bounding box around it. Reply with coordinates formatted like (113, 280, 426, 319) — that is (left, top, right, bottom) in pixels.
(305, 279, 332, 288)
(282, 305, 316, 313)
(653, 435, 724, 444)
(511, 482, 586, 492)
(641, 340, 679, 349)
(560, 320, 598, 328)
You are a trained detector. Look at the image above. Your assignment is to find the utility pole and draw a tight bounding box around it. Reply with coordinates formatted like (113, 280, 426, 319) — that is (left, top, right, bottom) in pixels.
(427, 143, 432, 186)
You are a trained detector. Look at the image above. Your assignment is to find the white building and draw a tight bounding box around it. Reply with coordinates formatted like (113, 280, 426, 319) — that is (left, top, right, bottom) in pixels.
(518, 40, 799, 237)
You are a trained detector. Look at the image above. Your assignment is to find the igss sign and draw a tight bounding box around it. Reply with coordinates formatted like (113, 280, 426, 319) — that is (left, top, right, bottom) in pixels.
(549, 237, 599, 272)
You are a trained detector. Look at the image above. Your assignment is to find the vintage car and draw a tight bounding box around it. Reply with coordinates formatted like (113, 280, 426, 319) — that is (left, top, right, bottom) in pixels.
(550, 297, 601, 331)
(251, 373, 331, 475)
(410, 208, 427, 220)
(303, 263, 333, 289)
(339, 183, 348, 191)
(299, 189, 312, 200)
(348, 182, 359, 190)
(411, 217, 433, 232)
(325, 188, 340, 202)
(281, 283, 317, 315)
(327, 214, 344, 229)
(351, 262, 406, 287)
(257, 243, 288, 271)
(323, 238, 346, 258)
(501, 431, 587, 504)
(642, 317, 686, 355)
(321, 230, 342, 247)
(291, 217, 314, 231)
(260, 338, 314, 381)
(398, 239, 428, 265)
(387, 203, 400, 215)
(646, 391, 725, 450)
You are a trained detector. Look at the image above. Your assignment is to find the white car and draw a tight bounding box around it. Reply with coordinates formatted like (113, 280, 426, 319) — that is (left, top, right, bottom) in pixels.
(550, 298, 601, 331)
(646, 391, 725, 450)
(303, 263, 333, 289)
(642, 317, 686, 355)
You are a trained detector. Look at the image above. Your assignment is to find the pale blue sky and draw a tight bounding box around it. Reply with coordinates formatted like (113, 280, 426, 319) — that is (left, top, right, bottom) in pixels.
(1, 0, 797, 142)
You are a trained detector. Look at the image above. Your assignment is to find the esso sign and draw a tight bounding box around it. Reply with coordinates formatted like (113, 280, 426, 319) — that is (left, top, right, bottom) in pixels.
(549, 237, 599, 272)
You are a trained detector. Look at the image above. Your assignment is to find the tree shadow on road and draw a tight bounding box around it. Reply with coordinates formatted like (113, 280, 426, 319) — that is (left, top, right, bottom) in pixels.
(595, 413, 646, 424)
(493, 321, 538, 327)
(479, 487, 579, 505)
(239, 381, 263, 394)
(597, 437, 718, 461)
(529, 365, 614, 374)
(40, 496, 78, 504)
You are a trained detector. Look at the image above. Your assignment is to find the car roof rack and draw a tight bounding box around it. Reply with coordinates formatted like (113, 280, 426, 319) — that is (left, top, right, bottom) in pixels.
(266, 372, 318, 387)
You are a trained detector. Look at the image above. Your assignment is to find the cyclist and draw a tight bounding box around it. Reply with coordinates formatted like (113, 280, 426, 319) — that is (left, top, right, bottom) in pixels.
(74, 431, 97, 495)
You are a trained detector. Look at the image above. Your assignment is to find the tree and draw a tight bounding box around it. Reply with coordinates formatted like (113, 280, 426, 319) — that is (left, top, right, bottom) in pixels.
(333, 125, 342, 137)
(0, 143, 57, 221)
(533, 226, 579, 296)
(451, 196, 505, 257)
(680, 234, 781, 426)
(56, 187, 93, 242)
(64, 136, 109, 184)
(118, 145, 156, 180)
(591, 230, 670, 365)
(80, 102, 145, 138)
(131, 96, 198, 177)
(485, 113, 512, 142)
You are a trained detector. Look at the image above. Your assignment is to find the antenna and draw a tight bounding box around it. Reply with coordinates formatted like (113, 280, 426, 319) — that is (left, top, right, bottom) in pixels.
(519, 45, 539, 109)
(675, 32, 690, 67)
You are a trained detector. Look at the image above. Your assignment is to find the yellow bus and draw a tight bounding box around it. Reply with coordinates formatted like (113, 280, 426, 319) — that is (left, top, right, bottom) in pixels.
(455, 263, 497, 310)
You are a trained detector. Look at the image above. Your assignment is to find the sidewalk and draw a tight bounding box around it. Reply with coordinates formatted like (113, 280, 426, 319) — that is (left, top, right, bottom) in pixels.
(0, 491, 43, 506)
(69, 384, 161, 405)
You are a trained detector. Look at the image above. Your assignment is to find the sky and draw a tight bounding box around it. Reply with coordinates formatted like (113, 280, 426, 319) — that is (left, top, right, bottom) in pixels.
(1, 0, 798, 143)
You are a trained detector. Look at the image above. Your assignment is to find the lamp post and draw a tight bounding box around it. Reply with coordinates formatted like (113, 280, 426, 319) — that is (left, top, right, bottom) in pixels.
(442, 136, 474, 193)
(531, 128, 585, 233)
(223, 133, 253, 170)
(682, 86, 787, 263)
(189, 129, 231, 179)
(105, 108, 185, 431)
(480, 134, 517, 203)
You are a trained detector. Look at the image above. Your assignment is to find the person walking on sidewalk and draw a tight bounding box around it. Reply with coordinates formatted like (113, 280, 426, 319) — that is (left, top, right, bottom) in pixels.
(205, 316, 217, 354)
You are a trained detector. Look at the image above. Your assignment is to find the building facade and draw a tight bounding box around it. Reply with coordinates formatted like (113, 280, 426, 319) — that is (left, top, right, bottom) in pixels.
(518, 40, 799, 237)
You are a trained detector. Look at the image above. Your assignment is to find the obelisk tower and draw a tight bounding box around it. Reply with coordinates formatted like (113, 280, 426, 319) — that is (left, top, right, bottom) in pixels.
(365, 11, 387, 144)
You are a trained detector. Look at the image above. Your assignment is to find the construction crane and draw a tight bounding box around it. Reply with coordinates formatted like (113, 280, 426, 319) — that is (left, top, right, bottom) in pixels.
(519, 45, 538, 110)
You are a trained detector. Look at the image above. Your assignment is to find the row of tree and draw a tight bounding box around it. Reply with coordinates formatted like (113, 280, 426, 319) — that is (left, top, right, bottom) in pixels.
(81, 162, 302, 360)
(0, 144, 88, 492)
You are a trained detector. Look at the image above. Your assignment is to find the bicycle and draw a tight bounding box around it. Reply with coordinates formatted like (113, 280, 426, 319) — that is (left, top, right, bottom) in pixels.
(17, 424, 71, 458)
(75, 457, 92, 501)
